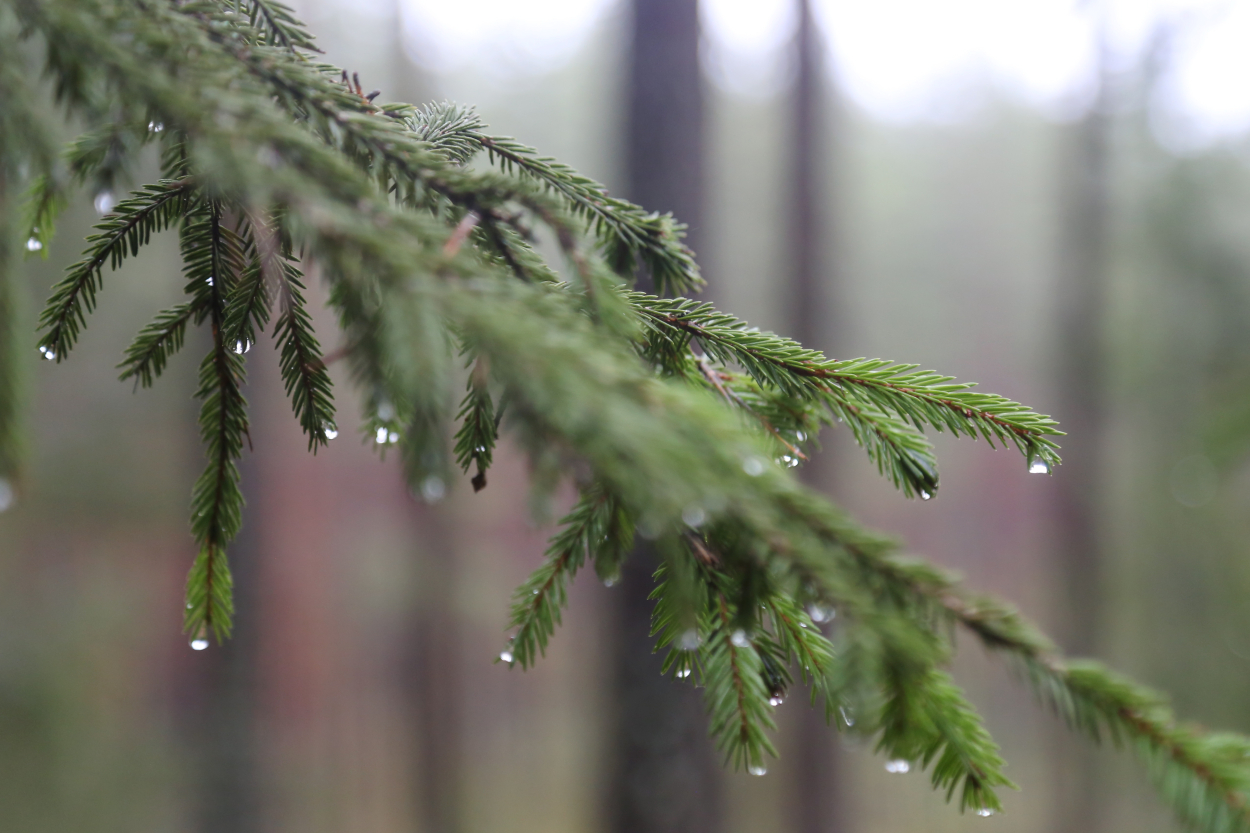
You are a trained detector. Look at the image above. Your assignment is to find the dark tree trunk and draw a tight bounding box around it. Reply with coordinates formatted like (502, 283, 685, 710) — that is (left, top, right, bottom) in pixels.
(192, 436, 261, 833)
(1049, 40, 1112, 833)
(606, 3, 721, 833)
(784, 3, 844, 832)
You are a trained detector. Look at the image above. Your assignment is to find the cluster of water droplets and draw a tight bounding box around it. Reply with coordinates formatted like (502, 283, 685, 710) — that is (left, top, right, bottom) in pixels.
(148, 121, 164, 133)
(884, 759, 911, 774)
(375, 425, 400, 445)
(38, 345, 56, 361)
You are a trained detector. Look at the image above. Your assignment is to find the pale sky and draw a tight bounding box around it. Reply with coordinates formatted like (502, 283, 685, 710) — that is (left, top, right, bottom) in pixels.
(397, 0, 1250, 148)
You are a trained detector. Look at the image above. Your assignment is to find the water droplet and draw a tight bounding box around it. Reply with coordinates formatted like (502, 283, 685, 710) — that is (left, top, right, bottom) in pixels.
(677, 629, 701, 651)
(807, 604, 835, 623)
(499, 650, 514, 664)
(375, 426, 390, 444)
(676, 668, 691, 678)
(38, 345, 56, 361)
(420, 476, 446, 504)
(323, 423, 338, 440)
(531, 588, 540, 595)
(779, 454, 800, 468)
(376, 400, 396, 421)
(186, 602, 193, 610)
(475, 445, 486, 453)
(682, 505, 706, 527)
(387, 430, 400, 444)
(93, 190, 115, 215)
(206, 275, 214, 287)
(25, 237, 42, 252)
(148, 121, 164, 132)
(839, 706, 855, 727)
(190, 629, 209, 651)
(976, 808, 996, 818)
(602, 573, 619, 588)
(742, 456, 766, 477)
(0, 478, 14, 512)
(748, 765, 767, 776)
(233, 339, 252, 355)
(769, 695, 784, 706)
(795, 430, 807, 442)
(1029, 456, 1051, 475)
(920, 490, 932, 501)
(731, 629, 750, 648)
(885, 759, 910, 774)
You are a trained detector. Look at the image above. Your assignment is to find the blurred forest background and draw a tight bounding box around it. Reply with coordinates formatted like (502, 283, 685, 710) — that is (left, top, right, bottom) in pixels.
(4, 0, 1250, 831)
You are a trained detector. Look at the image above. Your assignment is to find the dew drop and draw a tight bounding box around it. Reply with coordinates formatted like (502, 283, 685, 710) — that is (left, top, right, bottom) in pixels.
(839, 706, 855, 727)
(976, 809, 996, 818)
(420, 476, 446, 504)
(206, 275, 214, 287)
(731, 629, 750, 648)
(807, 604, 835, 623)
(920, 490, 932, 501)
(233, 339, 252, 355)
(769, 695, 784, 706)
(387, 430, 400, 444)
(94, 190, 115, 215)
(376, 400, 396, 421)
(0, 478, 14, 513)
(682, 505, 706, 527)
(38, 345, 56, 361)
(1029, 457, 1051, 475)
(375, 426, 389, 444)
(148, 121, 164, 133)
(742, 456, 766, 477)
(885, 759, 911, 774)
(190, 629, 209, 651)
(499, 650, 514, 664)
(795, 430, 807, 442)
(602, 573, 619, 588)
(748, 765, 767, 777)
(676, 668, 691, 678)
(25, 237, 42, 252)
(323, 423, 338, 440)
(779, 454, 800, 468)
(677, 629, 701, 651)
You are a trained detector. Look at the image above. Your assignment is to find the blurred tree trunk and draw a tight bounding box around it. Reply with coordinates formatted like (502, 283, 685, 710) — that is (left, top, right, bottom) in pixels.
(381, 10, 463, 832)
(784, 3, 844, 832)
(606, 2, 721, 833)
(1050, 28, 1112, 833)
(192, 422, 261, 833)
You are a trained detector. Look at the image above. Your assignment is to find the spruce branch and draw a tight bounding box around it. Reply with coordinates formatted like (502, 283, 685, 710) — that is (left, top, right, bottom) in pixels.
(117, 300, 203, 388)
(183, 201, 250, 642)
(37, 178, 193, 361)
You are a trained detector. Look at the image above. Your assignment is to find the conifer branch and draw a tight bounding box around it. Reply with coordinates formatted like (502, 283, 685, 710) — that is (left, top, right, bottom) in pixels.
(117, 300, 202, 388)
(704, 591, 777, 772)
(37, 178, 193, 361)
(507, 485, 630, 668)
(184, 202, 249, 642)
(239, 0, 318, 52)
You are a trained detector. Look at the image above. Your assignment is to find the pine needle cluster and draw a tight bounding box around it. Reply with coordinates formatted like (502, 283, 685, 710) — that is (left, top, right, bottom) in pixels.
(0, 1, 1246, 828)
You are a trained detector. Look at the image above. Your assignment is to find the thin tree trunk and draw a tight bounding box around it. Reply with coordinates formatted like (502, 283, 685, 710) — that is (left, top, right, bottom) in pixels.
(1050, 31, 1112, 833)
(785, 3, 844, 832)
(193, 421, 261, 833)
(606, 2, 721, 832)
